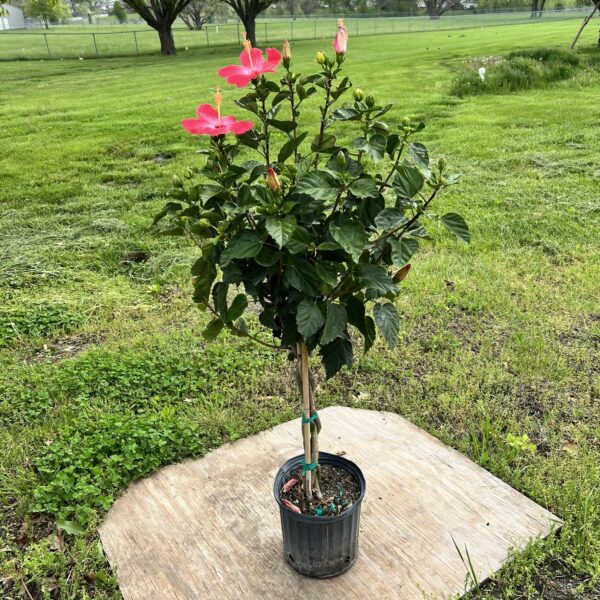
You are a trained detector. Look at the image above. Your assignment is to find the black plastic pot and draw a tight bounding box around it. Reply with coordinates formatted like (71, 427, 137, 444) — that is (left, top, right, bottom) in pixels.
(273, 452, 366, 578)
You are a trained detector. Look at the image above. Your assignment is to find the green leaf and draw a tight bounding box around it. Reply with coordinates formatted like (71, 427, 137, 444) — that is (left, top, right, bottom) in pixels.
(296, 300, 325, 339)
(317, 241, 341, 251)
(330, 107, 360, 121)
(192, 257, 217, 304)
(329, 222, 367, 263)
(311, 133, 336, 153)
(295, 172, 339, 202)
(212, 282, 229, 316)
(283, 259, 321, 296)
(352, 134, 387, 162)
(390, 238, 419, 267)
(315, 262, 338, 287)
(346, 296, 376, 354)
(320, 303, 348, 345)
(278, 132, 308, 163)
(220, 231, 263, 265)
(320, 337, 353, 378)
(409, 142, 429, 168)
(57, 520, 85, 536)
(441, 213, 470, 243)
(393, 164, 424, 200)
(270, 119, 297, 133)
(349, 177, 379, 199)
(358, 265, 398, 299)
(226, 294, 248, 322)
(374, 208, 407, 230)
(266, 215, 297, 248)
(203, 319, 224, 341)
(374, 303, 400, 349)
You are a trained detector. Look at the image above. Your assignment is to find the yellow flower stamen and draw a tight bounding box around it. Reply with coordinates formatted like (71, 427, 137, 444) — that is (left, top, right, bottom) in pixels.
(215, 87, 223, 121)
(242, 36, 253, 68)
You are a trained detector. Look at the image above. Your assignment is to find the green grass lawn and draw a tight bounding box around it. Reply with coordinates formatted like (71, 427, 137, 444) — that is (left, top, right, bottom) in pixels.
(1, 19, 599, 599)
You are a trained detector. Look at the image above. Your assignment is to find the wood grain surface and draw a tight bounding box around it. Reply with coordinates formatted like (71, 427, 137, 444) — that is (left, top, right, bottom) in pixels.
(99, 406, 561, 599)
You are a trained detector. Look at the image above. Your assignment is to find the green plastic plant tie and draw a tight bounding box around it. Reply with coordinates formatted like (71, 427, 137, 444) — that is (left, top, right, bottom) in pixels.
(301, 461, 318, 474)
(301, 411, 319, 424)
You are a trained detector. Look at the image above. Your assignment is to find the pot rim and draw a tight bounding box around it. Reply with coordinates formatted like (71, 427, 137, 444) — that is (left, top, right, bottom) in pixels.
(273, 451, 366, 522)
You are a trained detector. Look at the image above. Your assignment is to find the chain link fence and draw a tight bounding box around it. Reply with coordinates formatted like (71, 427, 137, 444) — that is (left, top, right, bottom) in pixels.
(0, 9, 591, 61)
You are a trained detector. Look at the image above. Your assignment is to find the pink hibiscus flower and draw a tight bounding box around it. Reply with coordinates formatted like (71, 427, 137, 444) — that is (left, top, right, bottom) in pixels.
(218, 38, 282, 88)
(181, 89, 254, 137)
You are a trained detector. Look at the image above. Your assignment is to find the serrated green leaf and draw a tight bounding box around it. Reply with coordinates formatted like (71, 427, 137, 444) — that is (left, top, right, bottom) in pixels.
(329, 222, 367, 263)
(212, 282, 229, 316)
(409, 142, 429, 167)
(441, 213, 470, 243)
(374, 208, 407, 230)
(192, 257, 217, 304)
(203, 319, 224, 341)
(358, 265, 398, 299)
(296, 300, 325, 338)
(278, 132, 308, 163)
(266, 215, 297, 248)
(393, 164, 424, 200)
(226, 294, 248, 322)
(374, 303, 400, 349)
(315, 262, 339, 287)
(320, 337, 353, 378)
(320, 303, 348, 345)
(220, 231, 263, 265)
(295, 171, 339, 202)
(390, 237, 419, 267)
(349, 177, 379, 199)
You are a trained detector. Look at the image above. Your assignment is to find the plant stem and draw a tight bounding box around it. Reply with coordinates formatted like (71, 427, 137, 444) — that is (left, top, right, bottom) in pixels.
(378, 140, 406, 193)
(313, 72, 334, 169)
(260, 95, 270, 165)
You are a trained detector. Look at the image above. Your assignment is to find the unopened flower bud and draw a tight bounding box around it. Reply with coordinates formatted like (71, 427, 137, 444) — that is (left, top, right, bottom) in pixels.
(282, 40, 291, 68)
(172, 174, 183, 188)
(265, 167, 280, 192)
(353, 88, 364, 101)
(336, 150, 346, 167)
(438, 156, 447, 172)
(365, 93, 375, 108)
(315, 51, 327, 65)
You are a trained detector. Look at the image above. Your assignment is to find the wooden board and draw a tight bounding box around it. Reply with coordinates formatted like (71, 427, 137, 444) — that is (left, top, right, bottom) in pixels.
(99, 407, 561, 600)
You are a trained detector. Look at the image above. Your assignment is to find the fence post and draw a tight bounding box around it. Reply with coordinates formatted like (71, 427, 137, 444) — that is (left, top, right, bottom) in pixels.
(291, 20, 293, 41)
(92, 32, 99, 57)
(43, 32, 51, 58)
(314, 19, 316, 39)
(356, 18, 359, 36)
(237, 22, 240, 42)
(264, 21, 267, 42)
(133, 30, 139, 55)
(205, 26, 209, 46)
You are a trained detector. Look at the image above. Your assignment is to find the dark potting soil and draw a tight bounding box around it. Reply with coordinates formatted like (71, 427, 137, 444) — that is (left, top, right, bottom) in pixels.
(280, 463, 361, 517)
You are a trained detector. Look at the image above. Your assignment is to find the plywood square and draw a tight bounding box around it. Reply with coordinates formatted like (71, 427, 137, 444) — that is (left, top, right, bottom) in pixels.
(99, 407, 560, 599)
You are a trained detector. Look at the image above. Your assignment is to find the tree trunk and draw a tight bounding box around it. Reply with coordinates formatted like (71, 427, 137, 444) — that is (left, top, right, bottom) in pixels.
(158, 26, 176, 55)
(241, 14, 257, 46)
(44, 17, 49, 29)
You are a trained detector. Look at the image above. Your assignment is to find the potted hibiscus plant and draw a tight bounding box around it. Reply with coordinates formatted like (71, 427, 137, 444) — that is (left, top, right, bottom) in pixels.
(154, 20, 469, 578)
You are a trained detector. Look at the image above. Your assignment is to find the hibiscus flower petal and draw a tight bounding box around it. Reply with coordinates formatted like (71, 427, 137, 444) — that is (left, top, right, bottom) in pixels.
(196, 104, 218, 122)
(182, 118, 211, 135)
(225, 71, 254, 88)
(231, 120, 254, 135)
(239, 47, 264, 68)
(264, 48, 282, 71)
